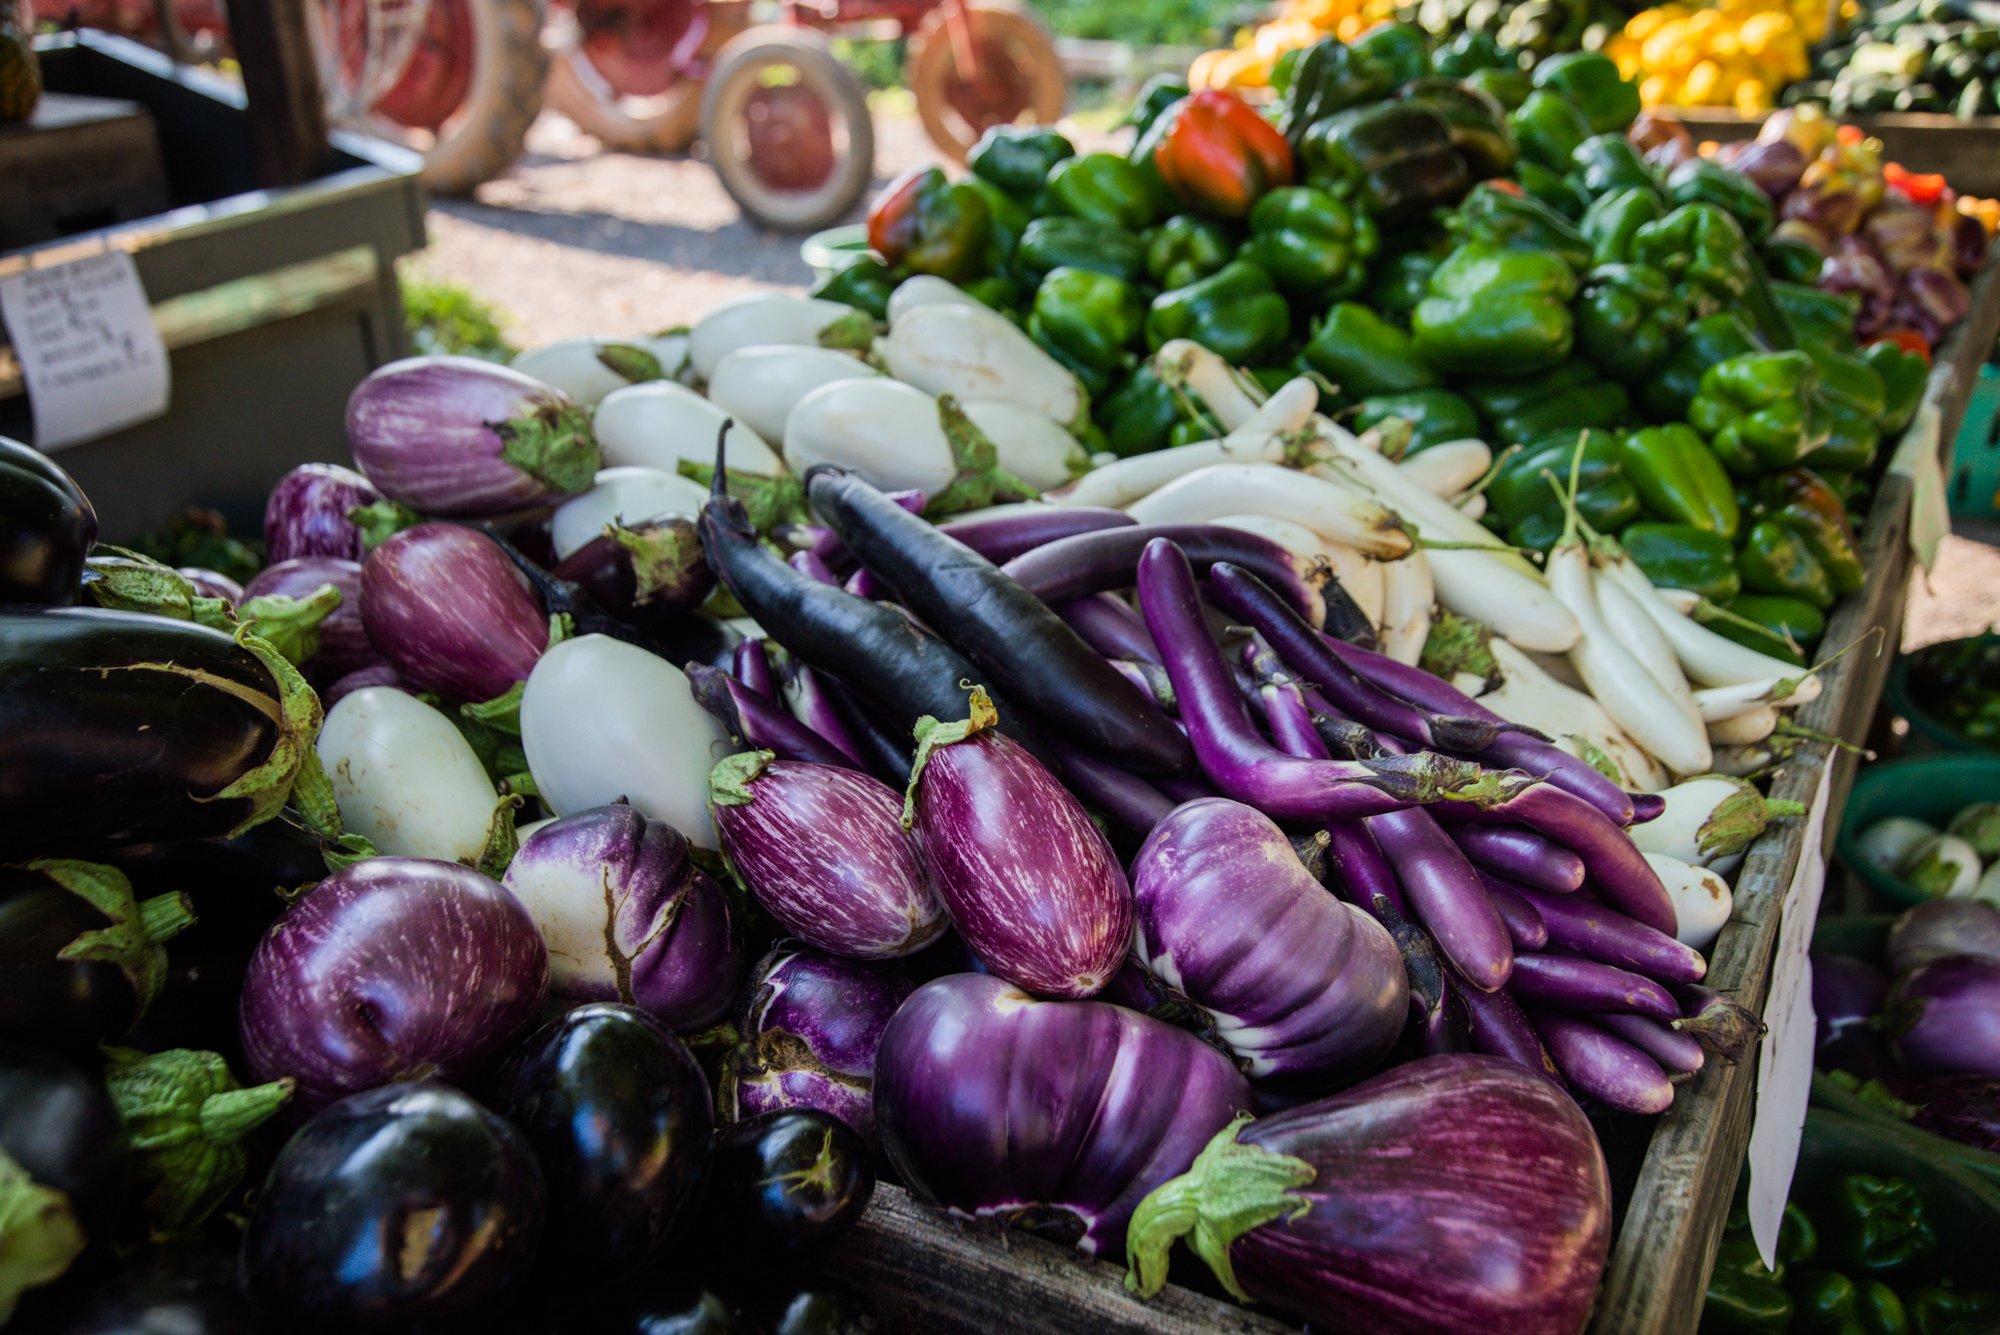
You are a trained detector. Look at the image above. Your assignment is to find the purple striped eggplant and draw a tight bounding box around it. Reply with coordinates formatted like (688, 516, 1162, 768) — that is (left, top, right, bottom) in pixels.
(873, 972, 1253, 1258)
(242, 558, 380, 679)
(1126, 1054, 1612, 1335)
(1131, 798, 1405, 1093)
(904, 687, 1132, 998)
(710, 753, 946, 959)
(345, 355, 599, 516)
(263, 463, 387, 563)
(550, 515, 714, 631)
(719, 944, 914, 1142)
(360, 523, 548, 703)
(501, 805, 744, 1031)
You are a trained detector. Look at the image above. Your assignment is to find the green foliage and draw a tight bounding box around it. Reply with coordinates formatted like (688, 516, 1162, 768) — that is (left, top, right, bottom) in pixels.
(833, 37, 908, 92)
(1027, 0, 1236, 49)
(397, 263, 515, 361)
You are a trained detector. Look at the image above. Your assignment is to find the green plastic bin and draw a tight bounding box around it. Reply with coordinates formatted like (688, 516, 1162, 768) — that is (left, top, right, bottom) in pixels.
(1835, 753, 2000, 905)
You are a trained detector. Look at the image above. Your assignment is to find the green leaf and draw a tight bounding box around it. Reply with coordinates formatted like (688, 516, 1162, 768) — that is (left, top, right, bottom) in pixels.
(0, 1148, 84, 1324)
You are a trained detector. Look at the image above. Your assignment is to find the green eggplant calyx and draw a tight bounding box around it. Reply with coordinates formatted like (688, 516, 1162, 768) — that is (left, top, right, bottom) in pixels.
(346, 498, 425, 552)
(463, 680, 526, 737)
(221, 627, 328, 843)
(709, 750, 775, 807)
(596, 342, 665, 384)
(817, 310, 880, 352)
(237, 582, 342, 667)
(102, 1046, 294, 1232)
(37, 859, 180, 1019)
(1123, 1114, 1313, 1302)
(495, 398, 601, 498)
(0, 1147, 85, 1323)
(611, 519, 705, 606)
(472, 795, 522, 880)
(676, 459, 811, 533)
(924, 395, 1041, 518)
(903, 683, 1000, 829)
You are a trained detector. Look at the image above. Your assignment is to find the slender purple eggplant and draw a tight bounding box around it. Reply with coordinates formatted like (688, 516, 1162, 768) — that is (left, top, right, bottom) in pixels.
(1132, 798, 1406, 1092)
(1422, 976, 1473, 1056)
(550, 515, 714, 629)
(1451, 825, 1586, 894)
(719, 944, 914, 1142)
(1886, 900, 2000, 975)
(1325, 821, 1408, 920)
(1436, 789, 1679, 939)
(687, 662, 861, 772)
(360, 523, 548, 703)
(1049, 740, 1177, 835)
(807, 468, 1193, 779)
(1528, 1009, 1674, 1113)
(789, 548, 841, 586)
(1671, 983, 1765, 1063)
(1814, 951, 1889, 1078)
(501, 805, 743, 1031)
(1506, 953, 1682, 1023)
(873, 972, 1253, 1258)
(904, 687, 1131, 998)
(734, 638, 777, 698)
(774, 656, 870, 772)
(1002, 523, 1330, 630)
(937, 505, 1135, 564)
(1457, 982, 1561, 1086)
(243, 557, 380, 679)
(1483, 878, 1550, 951)
(1596, 1012, 1705, 1075)
(1500, 877, 1707, 985)
(345, 355, 599, 516)
(1630, 793, 1667, 823)
(1055, 593, 1161, 666)
(1881, 954, 2000, 1078)
(710, 752, 946, 959)
(238, 857, 551, 1115)
(1125, 1054, 1612, 1335)
(263, 463, 388, 564)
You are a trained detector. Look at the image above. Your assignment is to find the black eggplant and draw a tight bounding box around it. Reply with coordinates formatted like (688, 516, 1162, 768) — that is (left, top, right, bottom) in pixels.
(491, 1003, 714, 1280)
(240, 1081, 545, 1332)
(693, 1108, 874, 1271)
(0, 1042, 129, 1235)
(608, 1272, 752, 1335)
(0, 435, 96, 606)
(732, 1276, 881, 1335)
(552, 516, 716, 629)
(42, 1244, 259, 1334)
(0, 607, 318, 852)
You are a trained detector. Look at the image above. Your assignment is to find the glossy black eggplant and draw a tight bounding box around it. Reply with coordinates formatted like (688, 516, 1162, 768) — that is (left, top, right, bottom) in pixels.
(0, 435, 96, 606)
(692, 1108, 874, 1271)
(0, 607, 317, 852)
(733, 1275, 883, 1335)
(491, 1004, 715, 1280)
(240, 1081, 545, 1332)
(38, 1244, 259, 1335)
(0, 1042, 129, 1235)
(608, 1273, 750, 1334)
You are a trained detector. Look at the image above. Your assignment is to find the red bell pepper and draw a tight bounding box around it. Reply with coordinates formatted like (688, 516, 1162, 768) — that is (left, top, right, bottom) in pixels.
(1886, 162, 1948, 207)
(1868, 327, 1933, 364)
(866, 165, 992, 282)
(1152, 90, 1295, 220)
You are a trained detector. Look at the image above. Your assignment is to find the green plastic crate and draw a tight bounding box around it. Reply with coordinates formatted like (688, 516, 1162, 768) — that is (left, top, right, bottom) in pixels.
(1948, 362, 2000, 517)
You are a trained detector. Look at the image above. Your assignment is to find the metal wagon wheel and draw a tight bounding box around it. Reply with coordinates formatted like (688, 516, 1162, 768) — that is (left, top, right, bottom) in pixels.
(905, 0, 1064, 166)
(698, 25, 875, 232)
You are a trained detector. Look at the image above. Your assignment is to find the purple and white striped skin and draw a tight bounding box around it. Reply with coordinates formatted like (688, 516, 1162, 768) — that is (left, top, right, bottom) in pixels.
(1055, 593, 1161, 665)
(937, 506, 1135, 565)
(263, 462, 385, 563)
(733, 637, 777, 699)
(710, 753, 946, 959)
(1882, 954, 2000, 1079)
(1528, 1009, 1674, 1113)
(906, 690, 1132, 998)
(721, 944, 915, 1142)
(1132, 798, 1407, 1092)
(873, 972, 1254, 1258)
(1497, 876, 1707, 985)
(244, 557, 380, 678)
(775, 658, 871, 773)
(324, 664, 409, 706)
(1886, 899, 2000, 975)
(1595, 1012, 1705, 1075)
(1006, 523, 1331, 630)
(1450, 825, 1586, 894)
(1483, 879, 1550, 952)
(502, 805, 744, 1031)
(1049, 740, 1176, 836)
(344, 355, 599, 517)
(687, 663, 861, 772)
(360, 523, 548, 703)
(239, 857, 551, 1116)
(1458, 983, 1561, 1086)
(550, 515, 714, 628)
(178, 567, 244, 605)
(1505, 953, 1682, 1023)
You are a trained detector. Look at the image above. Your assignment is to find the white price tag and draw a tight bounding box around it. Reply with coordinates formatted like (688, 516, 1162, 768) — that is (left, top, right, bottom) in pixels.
(1887, 399, 1949, 574)
(1747, 762, 1832, 1271)
(0, 250, 170, 451)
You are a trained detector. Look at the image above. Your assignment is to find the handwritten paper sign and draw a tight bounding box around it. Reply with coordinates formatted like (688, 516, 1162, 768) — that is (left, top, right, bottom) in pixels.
(0, 250, 170, 451)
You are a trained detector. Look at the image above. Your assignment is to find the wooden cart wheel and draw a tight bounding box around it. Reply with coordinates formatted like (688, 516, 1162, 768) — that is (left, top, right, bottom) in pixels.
(699, 26, 874, 233)
(540, 0, 749, 154)
(906, 2, 1065, 166)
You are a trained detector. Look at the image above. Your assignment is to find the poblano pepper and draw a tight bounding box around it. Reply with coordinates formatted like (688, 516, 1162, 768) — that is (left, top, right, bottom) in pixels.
(867, 165, 993, 283)
(1030, 267, 1146, 373)
(1449, 182, 1594, 273)
(1575, 262, 1688, 385)
(1569, 133, 1660, 201)
(1738, 518, 1834, 609)
(1277, 37, 1396, 138)
(1146, 259, 1291, 364)
(1667, 157, 1776, 245)
(1532, 50, 1642, 135)
(1465, 359, 1630, 446)
(1046, 152, 1164, 231)
(1298, 101, 1472, 223)
(1412, 241, 1577, 375)
(1621, 522, 1741, 601)
(1488, 427, 1640, 549)
(812, 256, 900, 320)
(1631, 202, 1758, 314)
(1351, 389, 1483, 452)
(1689, 351, 1825, 474)
(1401, 78, 1517, 179)
(1017, 216, 1148, 285)
(1772, 282, 1861, 355)
(1145, 213, 1235, 290)
(1248, 186, 1364, 302)
(1864, 340, 1928, 436)
(1702, 1233, 1795, 1334)
(1509, 89, 1592, 172)
(1621, 422, 1740, 536)
(1516, 159, 1592, 220)
(1639, 308, 1762, 421)
(1820, 1174, 1939, 1280)
(1302, 302, 1441, 397)
(969, 124, 1076, 198)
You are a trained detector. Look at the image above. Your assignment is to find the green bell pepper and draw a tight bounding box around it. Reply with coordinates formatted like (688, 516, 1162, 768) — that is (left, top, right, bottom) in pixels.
(1017, 216, 1147, 286)
(1412, 241, 1577, 375)
(1488, 427, 1640, 549)
(1030, 267, 1146, 373)
(1668, 157, 1776, 245)
(1465, 65, 1534, 111)
(1580, 185, 1665, 267)
(965, 176, 1030, 267)
(1450, 182, 1594, 274)
(1763, 232, 1828, 285)
(1906, 1283, 2000, 1335)
(1631, 203, 1758, 314)
(1702, 1233, 1797, 1333)
(1097, 362, 1201, 457)
(960, 274, 1021, 312)
(1145, 213, 1235, 290)
(1299, 101, 1472, 223)
(1366, 248, 1445, 325)
(1533, 50, 1643, 135)
(1639, 308, 1762, 421)
(1820, 1173, 1939, 1280)
(1146, 259, 1291, 365)
(1622, 422, 1740, 537)
(1462, 358, 1599, 420)
(1509, 88, 1593, 171)
(1278, 37, 1396, 138)
(1773, 282, 1861, 355)
(1516, 159, 1593, 220)
(1046, 152, 1164, 231)
(1402, 78, 1517, 179)
(1349, 20, 1430, 86)
(1433, 30, 1508, 78)
(1352, 389, 1483, 453)
(1780, 1202, 1819, 1268)
(869, 166, 993, 283)
(1303, 302, 1441, 397)
(1739, 517, 1834, 609)
(969, 124, 1076, 198)
(1623, 521, 1743, 601)
(812, 256, 900, 320)
(1810, 393, 1880, 474)
(1487, 373, 1630, 447)
(1575, 262, 1688, 385)
(1128, 73, 1191, 138)
(1764, 467, 1863, 594)
(1808, 345, 1888, 421)
(1714, 592, 1823, 663)
(1864, 341, 1928, 436)
(1790, 1269, 1857, 1332)
(1126, 96, 1188, 221)
(1852, 1279, 1912, 1335)
(1248, 186, 1363, 302)
(1689, 351, 1825, 474)
(1569, 133, 1660, 201)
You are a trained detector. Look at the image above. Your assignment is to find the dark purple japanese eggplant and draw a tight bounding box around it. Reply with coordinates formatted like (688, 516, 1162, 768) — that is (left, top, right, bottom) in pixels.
(1882, 953, 2000, 1079)
(711, 753, 944, 958)
(690, 664, 862, 772)
(1481, 877, 1550, 952)
(734, 638, 776, 697)
(552, 514, 715, 630)
(1457, 982, 1561, 1085)
(1048, 740, 1177, 836)
(241, 1081, 545, 1332)
(1500, 877, 1707, 985)
(0, 607, 316, 853)
(0, 1042, 129, 1238)
(1596, 1012, 1705, 1075)
(1813, 951, 1889, 1079)
(692, 1108, 874, 1269)
(938, 504, 1135, 565)
(904, 687, 1131, 998)
(1528, 1009, 1674, 1113)
(806, 468, 1193, 779)
(1435, 792, 1680, 940)
(345, 354, 599, 516)
(37, 1245, 259, 1335)
(263, 462, 385, 564)
(719, 946, 913, 1142)
(1054, 593, 1161, 665)
(239, 858, 551, 1115)
(874, 972, 1253, 1258)
(502, 806, 743, 1032)
(0, 435, 95, 606)
(1450, 825, 1586, 894)
(1886, 899, 2000, 975)
(1132, 798, 1406, 1093)
(1505, 953, 1683, 1022)
(1125, 1054, 1611, 1334)
(1001, 522, 1330, 629)
(491, 1003, 714, 1279)
(359, 523, 548, 703)
(242, 557, 380, 679)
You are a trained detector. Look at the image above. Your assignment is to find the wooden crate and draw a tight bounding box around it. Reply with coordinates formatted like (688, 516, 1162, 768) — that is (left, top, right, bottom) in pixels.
(819, 253, 2000, 1335)
(1665, 106, 2000, 198)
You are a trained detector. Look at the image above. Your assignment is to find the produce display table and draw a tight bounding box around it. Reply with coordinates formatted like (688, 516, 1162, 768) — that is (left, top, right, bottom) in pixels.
(1666, 106, 2000, 199)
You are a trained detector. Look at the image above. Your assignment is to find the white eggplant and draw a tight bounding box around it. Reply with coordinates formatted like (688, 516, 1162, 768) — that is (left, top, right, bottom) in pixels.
(1207, 513, 1330, 564)
(883, 302, 1086, 429)
(887, 275, 989, 325)
(551, 466, 712, 560)
(1595, 571, 1702, 735)
(317, 687, 512, 868)
(1454, 491, 1488, 521)
(1481, 638, 1670, 793)
(1900, 833, 1984, 898)
(1707, 705, 1779, 747)
(1947, 803, 2000, 859)
(1644, 853, 1734, 952)
(638, 330, 693, 384)
(706, 344, 878, 446)
(1303, 437, 1541, 578)
(783, 378, 957, 498)
(1320, 541, 1387, 628)
(688, 293, 862, 380)
(1232, 376, 1318, 435)
(520, 634, 735, 848)
(1398, 440, 1491, 497)
(1377, 549, 1434, 666)
(1857, 816, 1939, 877)
(960, 399, 1091, 491)
(1630, 775, 1801, 877)
(1045, 431, 1290, 508)
(1425, 549, 1582, 655)
(511, 337, 660, 407)
(1693, 678, 1818, 721)
(1124, 462, 1413, 559)
(1597, 554, 1823, 700)
(1974, 862, 2000, 906)
(595, 380, 783, 477)
(1655, 587, 1702, 615)
(1152, 339, 1265, 431)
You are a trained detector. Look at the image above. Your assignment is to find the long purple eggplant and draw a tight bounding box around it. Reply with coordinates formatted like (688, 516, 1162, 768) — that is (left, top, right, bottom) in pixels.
(1450, 825, 1586, 894)
(550, 515, 713, 629)
(687, 663, 861, 772)
(774, 657, 870, 773)
(1457, 983, 1561, 1086)
(938, 505, 1135, 564)
(1596, 1012, 1705, 1075)
(243, 557, 380, 679)
(1132, 798, 1406, 1093)
(1435, 788, 1679, 938)
(1506, 953, 1682, 1023)
(1002, 523, 1330, 630)
(904, 687, 1131, 998)
(263, 462, 386, 564)
(1125, 1054, 1611, 1335)
(1482, 878, 1550, 951)
(1049, 740, 1177, 835)
(807, 468, 1193, 779)
(710, 752, 946, 959)
(345, 355, 599, 516)
(1528, 1009, 1674, 1113)
(720, 944, 914, 1142)
(1054, 593, 1161, 666)
(1499, 877, 1707, 985)
(873, 972, 1253, 1258)
(360, 523, 548, 703)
